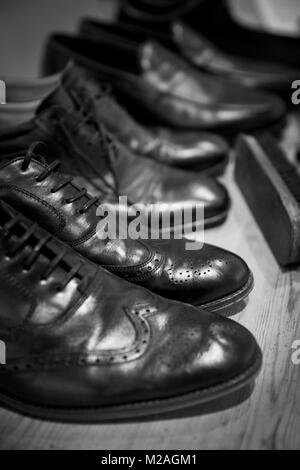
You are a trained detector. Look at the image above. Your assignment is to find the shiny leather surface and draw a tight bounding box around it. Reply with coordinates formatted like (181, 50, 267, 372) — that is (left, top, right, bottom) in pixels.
(0, 83, 230, 226)
(62, 66, 229, 172)
(0, 151, 250, 307)
(0, 201, 262, 413)
(83, 18, 295, 92)
(0, 69, 229, 173)
(50, 25, 289, 133)
(171, 21, 297, 92)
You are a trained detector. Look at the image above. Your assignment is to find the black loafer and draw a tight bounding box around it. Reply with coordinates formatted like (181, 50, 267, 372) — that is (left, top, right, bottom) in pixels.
(81, 18, 297, 93)
(41, 32, 287, 135)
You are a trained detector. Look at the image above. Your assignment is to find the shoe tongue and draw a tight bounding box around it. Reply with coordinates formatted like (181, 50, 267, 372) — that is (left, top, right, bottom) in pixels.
(61, 63, 85, 88)
(36, 85, 75, 115)
(62, 64, 104, 101)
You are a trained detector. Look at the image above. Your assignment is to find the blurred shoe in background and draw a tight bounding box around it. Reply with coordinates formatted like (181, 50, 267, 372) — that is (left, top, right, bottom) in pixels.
(0, 67, 229, 176)
(0, 75, 230, 230)
(89, 17, 297, 93)
(0, 144, 251, 310)
(119, 0, 300, 68)
(41, 32, 287, 135)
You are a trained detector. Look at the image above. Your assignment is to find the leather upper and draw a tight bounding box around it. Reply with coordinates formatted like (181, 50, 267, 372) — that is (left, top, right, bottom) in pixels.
(0, 150, 249, 307)
(0, 84, 230, 225)
(62, 65, 229, 172)
(47, 24, 289, 133)
(171, 21, 297, 92)
(80, 18, 296, 93)
(0, 201, 261, 410)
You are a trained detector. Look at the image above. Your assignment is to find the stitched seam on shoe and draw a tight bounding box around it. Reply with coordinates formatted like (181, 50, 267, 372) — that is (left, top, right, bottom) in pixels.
(0, 351, 262, 411)
(0, 304, 154, 370)
(105, 256, 164, 281)
(0, 185, 66, 234)
(103, 241, 159, 272)
(68, 227, 98, 248)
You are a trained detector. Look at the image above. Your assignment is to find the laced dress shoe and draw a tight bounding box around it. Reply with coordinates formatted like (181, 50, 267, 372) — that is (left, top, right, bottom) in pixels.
(0, 200, 262, 421)
(0, 87, 230, 229)
(0, 143, 253, 312)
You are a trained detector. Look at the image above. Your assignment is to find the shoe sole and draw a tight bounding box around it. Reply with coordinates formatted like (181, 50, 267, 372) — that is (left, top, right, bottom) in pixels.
(197, 271, 254, 315)
(0, 344, 261, 423)
(145, 207, 229, 238)
(163, 154, 229, 177)
(203, 209, 229, 229)
(197, 157, 228, 177)
(167, 208, 229, 235)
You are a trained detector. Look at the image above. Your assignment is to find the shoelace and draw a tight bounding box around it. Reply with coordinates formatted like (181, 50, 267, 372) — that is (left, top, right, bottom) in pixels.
(72, 79, 138, 139)
(22, 142, 100, 215)
(66, 87, 120, 192)
(68, 76, 173, 159)
(3, 212, 87, 292)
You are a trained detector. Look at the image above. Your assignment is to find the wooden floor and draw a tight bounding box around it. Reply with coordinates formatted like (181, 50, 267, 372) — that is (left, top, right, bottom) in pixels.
(1, 114, 300, 450)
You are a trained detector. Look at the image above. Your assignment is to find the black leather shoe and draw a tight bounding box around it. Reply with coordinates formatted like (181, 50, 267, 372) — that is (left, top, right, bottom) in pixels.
(0, 144, 253, 312)
(63, 65, 229, 175)
(0, 69, 229, 176)
(81, 18, 297, 94)
(0, 200, 262, 422)
(0, 88, 230, 229)
(41, 32, 287, 135)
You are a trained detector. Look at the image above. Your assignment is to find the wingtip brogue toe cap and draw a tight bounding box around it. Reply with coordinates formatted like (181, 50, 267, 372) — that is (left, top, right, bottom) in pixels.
(160, 244, 252, 308)
(194, 246, 252, 306)
(0, 304, 261, 413)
